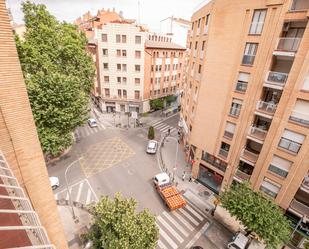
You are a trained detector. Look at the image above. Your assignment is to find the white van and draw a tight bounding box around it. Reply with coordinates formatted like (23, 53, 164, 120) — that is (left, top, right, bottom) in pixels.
(153, 173, 170, 187)
(227, 232, 266, 249)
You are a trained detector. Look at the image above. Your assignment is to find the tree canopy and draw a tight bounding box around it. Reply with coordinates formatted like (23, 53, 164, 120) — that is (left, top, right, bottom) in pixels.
(220, 182, 291, 249)
(87, 193, 159, 249)
(15, 1, 95, 156)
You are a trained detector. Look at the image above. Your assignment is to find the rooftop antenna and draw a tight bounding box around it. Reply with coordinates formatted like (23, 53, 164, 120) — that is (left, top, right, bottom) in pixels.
(138, 0, 141, 24)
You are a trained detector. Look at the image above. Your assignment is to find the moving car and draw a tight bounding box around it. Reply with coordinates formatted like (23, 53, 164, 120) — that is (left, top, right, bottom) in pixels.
(49, 176, 60, 190)
(87, 118, 98, 128)
(146, 140, 158, 154)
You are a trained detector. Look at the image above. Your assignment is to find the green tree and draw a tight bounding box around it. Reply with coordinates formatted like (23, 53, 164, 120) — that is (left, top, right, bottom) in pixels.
(148, 126, 155, 140)
(164, 95, 176, 105)
(87, 193, 159, 249)
(15, 1, 95, 156)
(150, 98, 164, 110)
(220, 182, 291, 249)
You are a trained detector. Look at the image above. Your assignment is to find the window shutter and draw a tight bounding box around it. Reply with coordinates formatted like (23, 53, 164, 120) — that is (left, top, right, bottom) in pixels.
(271, 155, 292, 171)
(225, 122, 236, 133)
(238, 72, 250, 82)
(261, 178, 281, 193)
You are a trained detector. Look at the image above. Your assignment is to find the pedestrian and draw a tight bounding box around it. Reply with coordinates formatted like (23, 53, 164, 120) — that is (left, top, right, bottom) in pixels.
(189, 176, 192, 182)
(167, 128, 171, 135)
(182, 171, 186, 181)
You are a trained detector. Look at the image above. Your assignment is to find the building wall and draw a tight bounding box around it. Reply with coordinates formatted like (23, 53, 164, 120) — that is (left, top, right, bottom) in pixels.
(0, 1, 68, 248)
(182, 0, 309, 215)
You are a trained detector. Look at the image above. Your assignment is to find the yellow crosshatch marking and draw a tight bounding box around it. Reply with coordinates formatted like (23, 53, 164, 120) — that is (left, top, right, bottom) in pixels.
(80, 137, 135, 177)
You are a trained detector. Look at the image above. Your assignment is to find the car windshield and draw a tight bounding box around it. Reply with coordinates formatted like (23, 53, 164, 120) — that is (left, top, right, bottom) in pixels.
(148, 142, 156, 149)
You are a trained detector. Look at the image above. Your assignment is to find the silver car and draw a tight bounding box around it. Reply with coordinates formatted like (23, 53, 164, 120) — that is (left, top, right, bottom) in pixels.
(87, 118, 98, 128)
(146, 140, 158, 154)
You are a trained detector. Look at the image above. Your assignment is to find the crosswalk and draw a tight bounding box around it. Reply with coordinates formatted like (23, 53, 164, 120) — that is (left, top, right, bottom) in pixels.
(151, 120, 178, 135)
(156, 201, 208, 249)
(54, 179, 98, 205)
(74, 122, 106, 141)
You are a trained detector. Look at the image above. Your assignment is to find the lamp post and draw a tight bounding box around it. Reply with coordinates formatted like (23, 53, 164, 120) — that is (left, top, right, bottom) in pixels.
(64, 157, 83, 221)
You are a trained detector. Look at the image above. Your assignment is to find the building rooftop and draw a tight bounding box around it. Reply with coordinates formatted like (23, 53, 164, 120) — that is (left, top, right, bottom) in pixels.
(145, 40, 186, 50)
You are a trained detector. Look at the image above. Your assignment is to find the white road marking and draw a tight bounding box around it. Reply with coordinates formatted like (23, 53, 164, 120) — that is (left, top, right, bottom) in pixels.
(98, 122, 105, 130)
(185, 204, 205, 221)
(86, 189, 92, 204)
(157, 223, 178, 249)
(84, 127, 90, 136)
(161, 126, 171, 133)
(152, 120, 163, 126)
(75, 181, 84, 202)
(185, 222, 210, 249)
(162, 212, 189, 237)
(153, 123, 167, 129)
(86, 178, 98, 201)
(157, 240, 167, 249)
(157, 216, 184, 243)
(172, 212, 194, 231)
(178, 208, 199, 226)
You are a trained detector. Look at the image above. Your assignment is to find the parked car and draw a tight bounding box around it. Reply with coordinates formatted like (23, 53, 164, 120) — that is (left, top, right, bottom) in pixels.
(146, 140, 158, 154)
(49, 176, 60, 190)
(227, 232, 265, 249)
(87, 118, 98, 128)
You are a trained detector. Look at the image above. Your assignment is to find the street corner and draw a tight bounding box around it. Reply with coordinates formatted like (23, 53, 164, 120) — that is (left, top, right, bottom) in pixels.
(79, 136, 135, 177)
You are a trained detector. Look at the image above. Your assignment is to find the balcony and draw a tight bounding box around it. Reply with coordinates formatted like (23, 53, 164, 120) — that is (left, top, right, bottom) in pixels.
(289, 199, 309, 217)
(248, 125, 268, 141)
(218, 149, 228, 159)
(290, 0, 309, 11)
(241, 148, 259, 164)
(300, 174, 309, 193)
(201, 152, 227, 173)
(235, 169, 251, 181)
(265, 71, 289, 87)
(256, 100, 277, 115)
(289, 110, 309, 127)
(276, 38, 301, 52)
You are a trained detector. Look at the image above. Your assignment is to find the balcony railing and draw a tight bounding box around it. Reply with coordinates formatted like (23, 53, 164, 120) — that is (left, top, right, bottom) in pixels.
(301, 174, 309, 192)
(224, 130, 234, 139)
(256, 100, 277, 115)
(242, 55, 255, 65)
(266, 71, 289, 86)
(235, 169, 251, 181)
(218, 149, 228, 159)
(249, 125, 268, 141)
(276, 38, 301, 52)
(235, 82, 247, 92)
(241, 148, 259, 163)
(289, 110, 309, 127)
(201, 152, 227, 172)
(290, 199, 309, 217)
(290, 0, 309, 11)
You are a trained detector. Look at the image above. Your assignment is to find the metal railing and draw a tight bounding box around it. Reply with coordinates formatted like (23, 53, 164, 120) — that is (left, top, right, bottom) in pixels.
(201, 152, 227, 172)
(235, 81, 247, 92)
(266, 71, 289, 86)
(289, 110, 309, 127)
(242, 55, 255, 65)
(276, 38, 302, 52)
(290, 199, 309, 217)
(235, 169, 251, 181)
(249, 125, 268, 140)
(241, 148, 259, 163)
(290, 0, 309, 11)
(278, 137, 302, 153)
(301, 174, 309, 192)
(218, 149, 228, 159)
(0, 151, 55, 248)
(256, 100, 277, 114)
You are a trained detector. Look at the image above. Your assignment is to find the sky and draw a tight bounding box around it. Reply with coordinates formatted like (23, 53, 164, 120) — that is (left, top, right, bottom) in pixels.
(6, 0, 210, 32)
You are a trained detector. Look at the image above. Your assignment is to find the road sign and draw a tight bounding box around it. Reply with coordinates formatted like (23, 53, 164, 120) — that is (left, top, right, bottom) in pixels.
(131, 111, 138, 119)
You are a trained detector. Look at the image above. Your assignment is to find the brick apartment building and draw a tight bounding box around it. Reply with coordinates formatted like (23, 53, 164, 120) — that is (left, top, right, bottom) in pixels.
(181, 0, 309, 246)
(0, 1, 68, 248)
(75, 10, 186, 113)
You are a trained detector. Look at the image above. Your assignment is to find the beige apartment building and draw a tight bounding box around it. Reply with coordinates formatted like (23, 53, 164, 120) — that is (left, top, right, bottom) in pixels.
(0, 1, 68, 248)
(181, 0, 309, 245)
(76, 11, 186, 113)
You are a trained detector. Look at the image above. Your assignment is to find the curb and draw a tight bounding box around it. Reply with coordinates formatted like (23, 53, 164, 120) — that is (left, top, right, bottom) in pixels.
(45, 145, 72, 166)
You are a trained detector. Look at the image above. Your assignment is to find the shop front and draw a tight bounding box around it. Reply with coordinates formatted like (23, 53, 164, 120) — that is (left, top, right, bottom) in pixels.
(197, 163, 224, 194)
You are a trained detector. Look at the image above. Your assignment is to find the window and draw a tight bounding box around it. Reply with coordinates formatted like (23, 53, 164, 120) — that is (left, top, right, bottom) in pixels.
(195, 41, 198, 50)
(191, 22, 194, 31)
(101, 34, 107, 42)
(135, 35, 141, 44)
(135, 65, 141, 72)
(134, 90, 140, 100)
(122, 50, 127, 57)
(204, 14, 210, 34)
(242, 43, 258, 65)
(289, 99, 309, 126)
(249, 10, 267, 35)
(230, 98, 242, 117)
(135, 50, 141, 58)
(163, 88, 166, 93)
(116, 49, 121, 57)
(151, 65, 154, 72)
(224, 122, 236, 139)
(268, 155, 292, 178)
(116, 34, 121, 43)
(104, 76, 109, 83)
(122, 77, 127, 84)
(219, 142, 230, 159)
(198, 18, 201, 28)
(123, 90, 127, 98)
(235, 72, 250, 92)
(117, 64, 121, 71)
(278, 129, 305, 154)
(103, 63, 108, 70)
(202, 41, 205, 51)
(135, 78, 140, 85)
(198, 65, 202, 74)
(104, 88, 110, 97)
(118, 89, 122, 97)
(122, 35, 126, 43)
(122, 64, 127, 72)
(302, 73, 309, 91)
(117, 77, 121, 83)
(260, 178, 281, 198)
(102, 49, 108, 56)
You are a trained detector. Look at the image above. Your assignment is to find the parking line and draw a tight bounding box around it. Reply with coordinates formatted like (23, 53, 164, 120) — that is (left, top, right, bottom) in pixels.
(157, 216, 184, 243)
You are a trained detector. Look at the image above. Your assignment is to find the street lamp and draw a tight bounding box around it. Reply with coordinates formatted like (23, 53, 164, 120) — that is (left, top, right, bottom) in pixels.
(64, 157, 83, 222)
